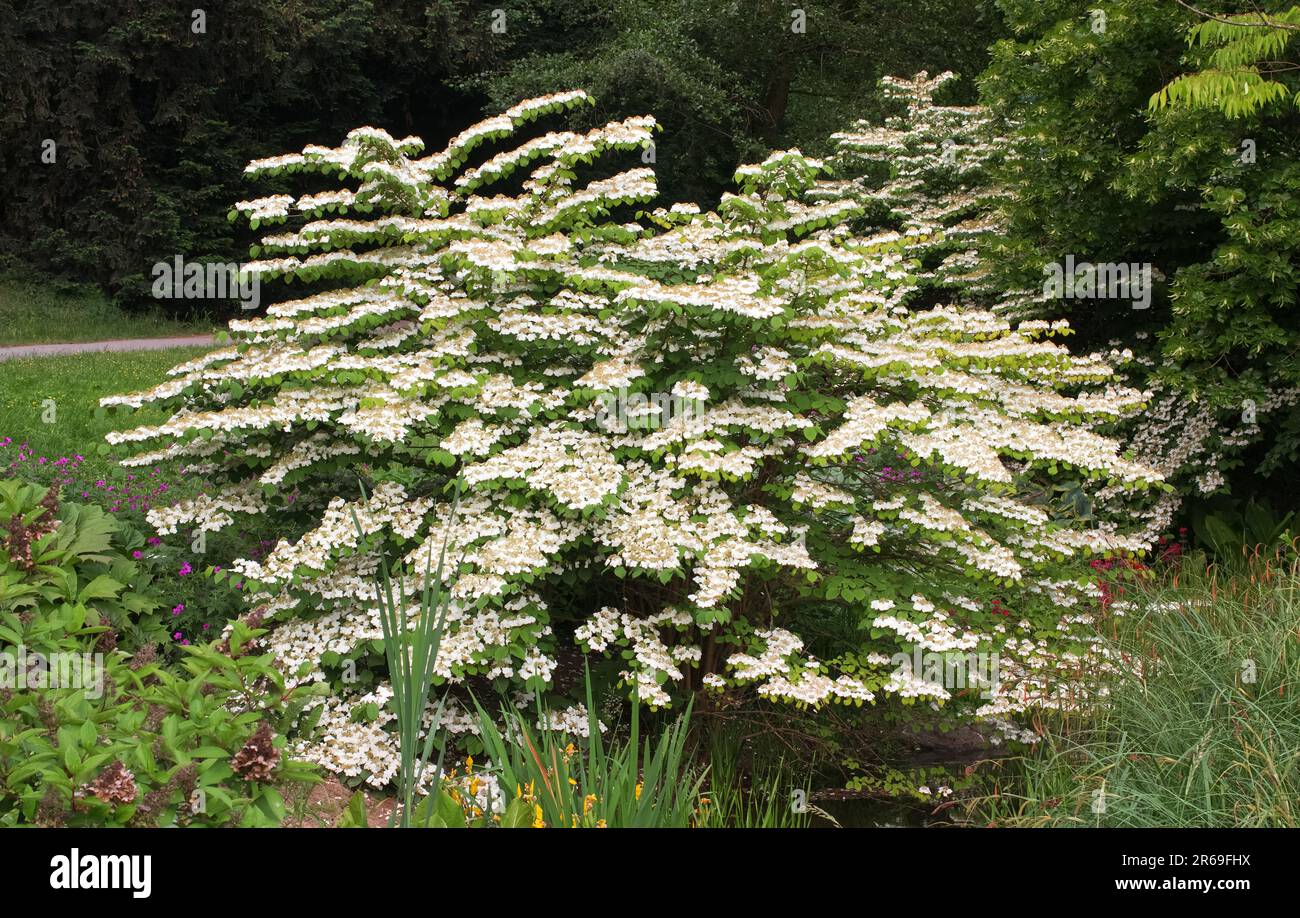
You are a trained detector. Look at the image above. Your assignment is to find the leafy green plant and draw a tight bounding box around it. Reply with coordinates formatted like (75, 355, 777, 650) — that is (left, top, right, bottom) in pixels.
(0, 479, 165, 650)
(1151, 6, 1300, 117)
(1191, 498, 1295, 558)
(0, 478, 322, 826)
(0, 619, 322, 826)
(470, 677, 703, 828)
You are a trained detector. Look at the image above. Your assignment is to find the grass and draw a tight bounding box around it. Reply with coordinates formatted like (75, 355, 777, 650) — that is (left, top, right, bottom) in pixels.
(0, 346, 211, 482)
(0, 274, 213, 346)
(968, 552, 1300, 827)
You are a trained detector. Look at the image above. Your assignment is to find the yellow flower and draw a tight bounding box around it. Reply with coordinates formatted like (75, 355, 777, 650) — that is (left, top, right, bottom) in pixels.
(532, 804, 545, 828)
(635, 782, 643, 801)
(583, 794, 598, 814)
(596, 819, 607, 828)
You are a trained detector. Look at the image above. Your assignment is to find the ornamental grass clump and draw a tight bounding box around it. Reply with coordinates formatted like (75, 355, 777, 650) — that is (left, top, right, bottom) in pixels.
(968, 552, 1300, 827)
(103, 89, 1162, 789)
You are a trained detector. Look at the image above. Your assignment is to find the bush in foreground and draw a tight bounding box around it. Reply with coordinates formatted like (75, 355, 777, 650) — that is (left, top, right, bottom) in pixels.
(104, 91, 1160, 789)
(0, 480, 319, 826)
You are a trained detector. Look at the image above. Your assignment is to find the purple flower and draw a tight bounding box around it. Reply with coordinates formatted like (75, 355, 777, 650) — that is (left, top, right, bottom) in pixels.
(172, 603, 184, 616)
(132, 550, 143, 559)
(173, 632, 183, 640)
(178, 562, 193, 576)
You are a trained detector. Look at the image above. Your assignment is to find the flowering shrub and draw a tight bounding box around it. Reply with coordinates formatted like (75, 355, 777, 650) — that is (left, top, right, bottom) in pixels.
(841, 75, 1297, 549)
(103, 91, 1162, 787)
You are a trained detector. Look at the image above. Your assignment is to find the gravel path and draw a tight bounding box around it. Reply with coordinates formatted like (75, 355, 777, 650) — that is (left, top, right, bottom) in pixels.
(0, 335, 216, 362)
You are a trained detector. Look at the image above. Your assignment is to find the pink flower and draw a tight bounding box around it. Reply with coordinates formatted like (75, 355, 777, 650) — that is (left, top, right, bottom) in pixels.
(173, 632, 183, 640)
(132, 550, 143, 559)
(178, 562, 192, 576)
(172, 604, 184, 616)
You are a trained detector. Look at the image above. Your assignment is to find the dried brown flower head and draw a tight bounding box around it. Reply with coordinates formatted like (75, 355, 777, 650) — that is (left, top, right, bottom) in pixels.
(83, 760, 138, 806)
(230, 721, 279, 783)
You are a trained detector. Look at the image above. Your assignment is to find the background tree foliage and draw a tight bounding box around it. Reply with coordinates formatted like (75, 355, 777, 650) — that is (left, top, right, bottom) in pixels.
(0, 0, 1006, 308)
(464, 0, 1004, 205)
(980, 0, 1300, 506)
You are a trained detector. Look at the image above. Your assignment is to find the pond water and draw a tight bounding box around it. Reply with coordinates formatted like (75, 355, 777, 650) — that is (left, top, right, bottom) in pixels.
(812, 796, 937, 828)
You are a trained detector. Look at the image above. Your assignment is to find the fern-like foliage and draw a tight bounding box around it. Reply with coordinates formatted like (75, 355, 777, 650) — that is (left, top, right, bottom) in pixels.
(1151, 6, 1300, 117)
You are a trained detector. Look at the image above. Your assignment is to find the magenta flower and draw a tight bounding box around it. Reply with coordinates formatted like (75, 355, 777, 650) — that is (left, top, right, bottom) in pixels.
(132, 550, 143, 559)
(178, 562, 193, 576)
(172, 603, 184, 616)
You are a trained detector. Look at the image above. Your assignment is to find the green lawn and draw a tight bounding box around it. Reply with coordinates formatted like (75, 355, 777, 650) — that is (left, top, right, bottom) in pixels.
(0, 346, 211, 482)
(0, 274, 214, 346)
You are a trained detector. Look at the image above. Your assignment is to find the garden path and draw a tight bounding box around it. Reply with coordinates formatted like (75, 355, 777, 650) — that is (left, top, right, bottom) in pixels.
(0, 335, 216, 362)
